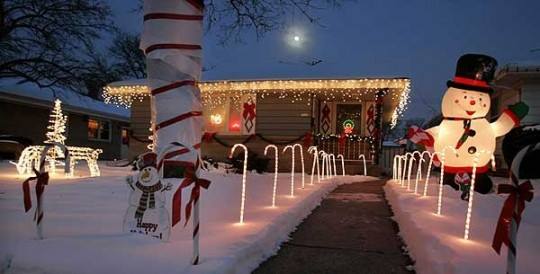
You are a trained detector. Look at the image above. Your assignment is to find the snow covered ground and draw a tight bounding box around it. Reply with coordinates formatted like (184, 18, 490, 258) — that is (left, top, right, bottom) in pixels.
(0, 161, 375, 274)
(385, 175, 540, 274)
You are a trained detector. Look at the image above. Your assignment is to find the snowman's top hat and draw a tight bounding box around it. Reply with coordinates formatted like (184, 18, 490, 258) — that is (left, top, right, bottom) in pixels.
(447, 54, 498, 93)
(137, 152, 157, 169)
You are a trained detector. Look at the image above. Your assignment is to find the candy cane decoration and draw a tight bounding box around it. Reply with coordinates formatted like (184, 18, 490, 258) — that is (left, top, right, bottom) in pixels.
(393, 155, 400, 181)
(327, 154, 332, 178)
(264, 145, 279, 207)
(436, 146, 458, 215)
(293, 144, 305, 189)
(319, 151, 326, 180)
(419, 151, 433, 196)
(464, 150, 493, 240)
(401, 154, 408, 187)
(337, 154, 345, 176)
(359, 154, 367, 176)
(230, 144, 248, 223)
(397, 155, 403, 184)
(329, 154, 337, 177)
(308, 146, 320, 184)
(412, 151, 423, 194)
(405, 152, 415, 190)
(283, 145, 296, 196)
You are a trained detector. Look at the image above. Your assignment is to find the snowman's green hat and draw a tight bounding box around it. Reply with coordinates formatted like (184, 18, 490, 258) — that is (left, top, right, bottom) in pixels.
(447, 54, 498, 93)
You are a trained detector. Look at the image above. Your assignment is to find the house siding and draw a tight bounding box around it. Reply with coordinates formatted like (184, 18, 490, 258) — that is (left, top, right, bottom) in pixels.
(522, 82, 540, 124)
(256, 94, 312, 137)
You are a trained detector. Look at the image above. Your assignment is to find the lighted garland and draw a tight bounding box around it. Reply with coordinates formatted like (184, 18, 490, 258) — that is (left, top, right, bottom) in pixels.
(103, 78, 411, 129)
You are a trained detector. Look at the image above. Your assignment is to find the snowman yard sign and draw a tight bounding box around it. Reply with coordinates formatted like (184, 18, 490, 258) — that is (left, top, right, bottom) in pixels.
(408, 54, 528, 200)
(123, 152, 172, 240)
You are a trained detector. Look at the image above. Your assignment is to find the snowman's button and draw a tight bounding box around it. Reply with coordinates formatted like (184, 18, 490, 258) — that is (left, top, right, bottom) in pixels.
(468, 129, 476, 137)
(468, 146, 477, 154)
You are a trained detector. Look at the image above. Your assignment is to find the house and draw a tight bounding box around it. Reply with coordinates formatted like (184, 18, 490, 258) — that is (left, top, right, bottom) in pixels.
(491, 61, 540, 170)
(0, 80, 130, 160)
(104, 77, 411, 174)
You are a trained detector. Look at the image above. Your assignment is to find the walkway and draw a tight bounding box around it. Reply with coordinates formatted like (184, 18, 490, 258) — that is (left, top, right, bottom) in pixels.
(253, 180, 413, 274)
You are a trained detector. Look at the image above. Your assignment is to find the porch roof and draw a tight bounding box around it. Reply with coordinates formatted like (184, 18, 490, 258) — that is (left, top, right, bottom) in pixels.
(104, 77, 411, 128)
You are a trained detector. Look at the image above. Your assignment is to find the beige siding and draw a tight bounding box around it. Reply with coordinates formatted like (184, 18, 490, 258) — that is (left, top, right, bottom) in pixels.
(256, 94, 312, 136)
(522, 82, 540, 124)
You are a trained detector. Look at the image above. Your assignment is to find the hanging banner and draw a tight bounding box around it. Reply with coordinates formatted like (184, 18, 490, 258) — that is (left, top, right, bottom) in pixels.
(319, 102, 333, 135)
(242, 95, 256, 135)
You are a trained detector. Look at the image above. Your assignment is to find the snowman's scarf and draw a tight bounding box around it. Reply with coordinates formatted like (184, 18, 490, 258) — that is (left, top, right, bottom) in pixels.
(135, 181, 163, 219)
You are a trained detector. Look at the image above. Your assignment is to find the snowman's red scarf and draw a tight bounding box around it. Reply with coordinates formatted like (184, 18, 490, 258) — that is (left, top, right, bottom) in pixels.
(134, 181, 163, 219)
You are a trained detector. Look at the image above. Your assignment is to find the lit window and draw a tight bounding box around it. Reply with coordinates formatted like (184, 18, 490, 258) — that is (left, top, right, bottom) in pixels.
(88, 118, 111, 141)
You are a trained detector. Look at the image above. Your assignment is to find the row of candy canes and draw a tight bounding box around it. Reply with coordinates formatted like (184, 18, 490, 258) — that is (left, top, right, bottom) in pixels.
(230, 144, 349, 224)
(391, 148, 495, 240)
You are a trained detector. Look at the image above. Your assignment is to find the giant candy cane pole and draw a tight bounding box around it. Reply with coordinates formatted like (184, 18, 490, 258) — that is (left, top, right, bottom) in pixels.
(283, 145, 296, 196)
(293, 144, 305, 189)
(230, 144, 248, 223)
(337, 154, 345, 176)
(463, 150, 494, 240)
(141, 0, 204, 264)
(359, 154, 367, 176)
(308, 146, 320, 184)
(264, 145, 279, 207)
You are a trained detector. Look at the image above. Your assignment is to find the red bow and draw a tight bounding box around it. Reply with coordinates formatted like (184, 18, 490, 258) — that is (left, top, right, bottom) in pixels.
(22, 168, 49, 223)
(303, 132, 313, 148)
(243, 101, 256, 120)
(338, 134, 347, 155)
(202, 132, 216, 143)
(170, 162, 211, 227)
(492, 179, 534, 254)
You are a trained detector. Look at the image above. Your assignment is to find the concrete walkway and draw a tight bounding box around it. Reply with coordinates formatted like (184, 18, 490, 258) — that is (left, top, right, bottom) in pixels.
(253, 180, 413, 274)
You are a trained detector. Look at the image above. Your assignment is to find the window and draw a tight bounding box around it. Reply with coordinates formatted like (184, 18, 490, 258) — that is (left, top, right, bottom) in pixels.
(88, 118, 111, 141)
(335, 103, 362, 135)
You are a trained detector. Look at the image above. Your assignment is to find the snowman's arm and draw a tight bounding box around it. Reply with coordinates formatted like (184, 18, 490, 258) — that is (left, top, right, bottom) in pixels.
(491, 109, 520, 137)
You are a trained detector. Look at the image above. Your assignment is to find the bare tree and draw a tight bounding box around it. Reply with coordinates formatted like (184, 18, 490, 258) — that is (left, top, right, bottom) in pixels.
(205, 0, 346, 43)
(109, 31, 146, 79)
(0, 0, 113, 90)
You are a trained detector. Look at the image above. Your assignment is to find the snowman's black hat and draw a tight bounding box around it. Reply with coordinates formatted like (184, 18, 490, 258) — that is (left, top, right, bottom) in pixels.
(447, 54, 498, 93)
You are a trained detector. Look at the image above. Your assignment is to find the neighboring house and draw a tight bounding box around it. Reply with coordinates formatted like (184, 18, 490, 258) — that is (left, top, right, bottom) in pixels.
(104, 78, 410, 174)
(0, 80, 130, 160)
(491, 61, 540, 170)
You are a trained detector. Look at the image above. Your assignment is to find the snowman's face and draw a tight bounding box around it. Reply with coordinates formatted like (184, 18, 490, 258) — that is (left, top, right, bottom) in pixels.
(139, 166, 159, 186)
(441, 87, 490, 118)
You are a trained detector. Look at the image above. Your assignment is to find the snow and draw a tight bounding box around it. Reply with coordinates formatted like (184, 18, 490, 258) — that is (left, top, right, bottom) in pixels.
(0, 161, 375, 274)
(385, 176, 540, 274)
(0, 79, 129, 120)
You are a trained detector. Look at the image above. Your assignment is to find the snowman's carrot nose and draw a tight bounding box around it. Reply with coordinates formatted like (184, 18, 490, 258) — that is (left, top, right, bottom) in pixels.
(469, 100, 476, 105)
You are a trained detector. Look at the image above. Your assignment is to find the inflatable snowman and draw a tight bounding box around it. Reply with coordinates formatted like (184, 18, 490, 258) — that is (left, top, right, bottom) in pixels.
(414, 54, 529, 199)
(123, 152, 172, 240)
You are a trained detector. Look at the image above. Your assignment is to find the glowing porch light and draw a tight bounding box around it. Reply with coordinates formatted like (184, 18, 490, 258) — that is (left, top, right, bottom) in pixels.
(210, 114, 223, 125)
(229, 144, 249, 224)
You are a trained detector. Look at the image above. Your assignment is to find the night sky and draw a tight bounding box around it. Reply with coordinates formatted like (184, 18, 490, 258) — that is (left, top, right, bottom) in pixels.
(109, 0, 540, 120)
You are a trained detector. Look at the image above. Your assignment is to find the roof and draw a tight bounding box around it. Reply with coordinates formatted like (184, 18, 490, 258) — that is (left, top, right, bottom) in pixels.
(495, 60, 540, 81)
(0, 79, 130, 122)
(104, 77, 411, 129)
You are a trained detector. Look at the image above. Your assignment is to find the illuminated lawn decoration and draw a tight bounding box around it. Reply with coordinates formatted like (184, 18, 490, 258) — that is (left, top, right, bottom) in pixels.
(264, 145, 279, 207)
(16, 99, 102, 177)
(329, 154, 337, 177)
(292, 144, 305, 189)
(326, 153, 332, 178)
(358, 154, 367, 176)
(412, 151, 423, 194)
(337, 154, 345, 176)
(229, 144, 249, 223)
(283, 145, 296, 196)
(405, 152, 415, 191)
(464, 150, 494, 240)
(319, 151, 327, 180)
(308, 146, 320, 184)
(17, 145, 102, 177)
(436, 146, 458, 215)
(393, 155, 400, 181)
(400, 155, 408, 187)
(418, 151, 433, 196)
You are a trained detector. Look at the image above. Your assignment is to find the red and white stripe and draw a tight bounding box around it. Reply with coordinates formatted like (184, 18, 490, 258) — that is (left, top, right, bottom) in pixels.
(141, 0, 204, 265)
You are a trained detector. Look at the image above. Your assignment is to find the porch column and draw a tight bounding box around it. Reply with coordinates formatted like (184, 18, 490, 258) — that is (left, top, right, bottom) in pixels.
(373, 89, 387, 165)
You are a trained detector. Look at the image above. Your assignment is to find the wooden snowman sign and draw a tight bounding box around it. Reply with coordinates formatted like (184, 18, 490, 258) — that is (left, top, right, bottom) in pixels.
(123, 152, 172, 240)
(409, 54, 529, 200)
